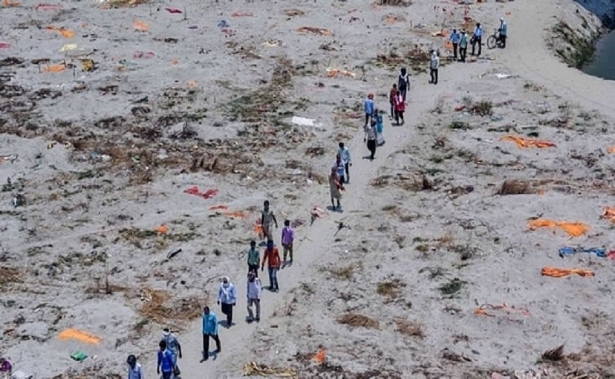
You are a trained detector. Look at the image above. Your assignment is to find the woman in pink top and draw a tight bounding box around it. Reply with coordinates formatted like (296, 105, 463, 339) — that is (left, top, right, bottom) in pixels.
(394, 90, 405, 126)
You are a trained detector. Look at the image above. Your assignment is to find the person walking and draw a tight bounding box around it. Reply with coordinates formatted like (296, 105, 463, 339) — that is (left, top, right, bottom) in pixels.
(499, 18, 508, 48)
(333, 154, 346, 184)
(388, 84, 398, 119)
(337, 142, 352, 183)
(393, 90, 405, 126)
(281, 220, 295, 265)
(247, 240, 260, 276)
(364, 121, 377, 160)
(156, 341, 175, 379)
(261, 200, 278, 242)
(429, 52, 440, 85)
(398, 68, 410, 102)
(246, 271, 262, 323)
(471, 22, 483, 56)
(459, 31, 469, 62)
(261, 240, 281, 291)
(363, 93, 375, 128)
(449, 29, 460, 60)
(201, 306, 221, 362)
(161, 328, 182, 376)
(374, 109, 385, 146)
(328, 167, 344, 211)
(126, 355, 143, 379)
(217, 276, 237, 328)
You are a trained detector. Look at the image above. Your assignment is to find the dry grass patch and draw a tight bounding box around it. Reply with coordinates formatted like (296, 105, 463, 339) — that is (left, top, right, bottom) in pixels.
(376, 0, 412, 7)
(323, 263, 361, 280)
(337, 313, 380, 329)
(377, 279, 405, 299)
(498, 179, 538, 195)
(0, 266, 22, 287)
(130, 287, 206, 325)
(394, 318, 424, 338)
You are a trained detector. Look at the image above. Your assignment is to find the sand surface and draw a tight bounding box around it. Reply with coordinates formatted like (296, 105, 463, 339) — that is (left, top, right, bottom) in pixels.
(1, 0, 615, 378)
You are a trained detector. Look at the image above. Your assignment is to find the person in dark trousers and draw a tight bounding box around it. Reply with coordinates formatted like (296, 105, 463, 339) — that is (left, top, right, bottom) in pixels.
(393, 90, 405, 125)
(499, 18, 508, 48)
(156, 340, 175, 379)
(449, 29, 460, 60)
(471, 22, 483, 56)
(364, 121, 377, 160)
(337, 142, 352, 183)
(161, 328, 182, 376)
(429, 52, 440, 85)
(398, 68, 410, 102)
(247, 240, 260, 276)
(201, 306, 221, 362)
(459, 31, 469, 62)
(261, 200, 278, 243)
(388, 83, 398, 118)
(217, 276, 237, 328)
(261, 240, 281, 291)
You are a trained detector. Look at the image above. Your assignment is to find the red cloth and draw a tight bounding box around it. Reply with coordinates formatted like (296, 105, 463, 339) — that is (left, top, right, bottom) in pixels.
(394, 94, 405, 112)
(184, 186, 218, 199)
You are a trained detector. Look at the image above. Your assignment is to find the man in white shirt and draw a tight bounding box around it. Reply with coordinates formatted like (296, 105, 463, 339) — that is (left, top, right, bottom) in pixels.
(429, 52, 440, 85)
(337, 142, 352, 184)
(246, 271, 262, 322)
(471, 22, 483, 56)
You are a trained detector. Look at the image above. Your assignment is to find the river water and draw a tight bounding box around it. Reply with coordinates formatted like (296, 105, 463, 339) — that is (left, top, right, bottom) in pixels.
(583, 29, 615, 81)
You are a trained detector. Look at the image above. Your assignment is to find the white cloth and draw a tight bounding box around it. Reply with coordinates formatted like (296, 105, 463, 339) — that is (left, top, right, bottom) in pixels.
(247, 278, 262, 300)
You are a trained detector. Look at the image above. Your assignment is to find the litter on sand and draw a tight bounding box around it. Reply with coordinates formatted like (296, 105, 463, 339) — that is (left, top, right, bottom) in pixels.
(42, 64, 66, 72)
(242, 362, 297, 378)
(59, 44, 77, 52)
(312, 349, 326, 364)
(600, 207, 615, 223)
(223, 211, 247, 219)
(70, 351, 88, 362)
(2, 0, 20, 7)
(34, 3, 62, 10)
(494, 73, 518, 79)
(500, 135, 556, 148)
(474, 303, 530, 317)
(326, 68, 356, 78)
(45, 26, 75, 38)
(58, 329, 102, 344)
(184, 186, 218, 199)
(133, 20, 148, 31)
(165, 7, 182, 13)
(0, 154, 18, 163)
(527, 219, 589, 238)
(558, 246, 605, 258)
(607, 146, 615, 153)
(297, 27, 334, 36)
(291, 116, 323, 129)
(0, 42, 10, 49)
(541, 267, 594, 278)
(231, 11, 253, 17)
(209, 205, 228, 211)
(155, 224, 168, 234)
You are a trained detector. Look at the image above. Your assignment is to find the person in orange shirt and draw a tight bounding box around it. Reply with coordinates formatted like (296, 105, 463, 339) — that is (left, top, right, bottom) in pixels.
(261, 240, 281, 292)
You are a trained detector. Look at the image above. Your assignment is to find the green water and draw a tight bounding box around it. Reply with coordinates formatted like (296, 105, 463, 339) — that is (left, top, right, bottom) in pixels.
(583, 29, 615, 81)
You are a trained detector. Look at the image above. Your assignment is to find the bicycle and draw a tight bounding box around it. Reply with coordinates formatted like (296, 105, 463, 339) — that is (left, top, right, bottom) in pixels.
(487, 28, 502, 49)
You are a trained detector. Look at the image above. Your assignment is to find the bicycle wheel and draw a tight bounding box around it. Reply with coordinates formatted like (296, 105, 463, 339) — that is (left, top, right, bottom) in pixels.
(487, 35, 497, 49)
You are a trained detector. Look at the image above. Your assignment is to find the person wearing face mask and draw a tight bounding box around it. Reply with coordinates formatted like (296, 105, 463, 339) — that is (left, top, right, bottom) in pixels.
(217, 276, 237, 328)
(246, 271, 262, 322)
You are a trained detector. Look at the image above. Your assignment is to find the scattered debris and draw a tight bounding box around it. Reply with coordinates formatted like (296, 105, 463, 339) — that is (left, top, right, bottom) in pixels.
(442, 348, 471, 362)
(297, 27, 334, 36)
(527, 219, 589, 238)
(242, 362, 297, 378)
(337, 313, 379, 329)
(541, 344, 565, 361)
(183, 186, 218, 199)
(541, 267, 594, 278)
(166, 248, 182, 260)
(500, 135, 556, 148)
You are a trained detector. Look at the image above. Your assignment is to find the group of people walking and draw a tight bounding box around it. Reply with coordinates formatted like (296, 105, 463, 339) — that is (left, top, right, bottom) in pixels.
(448, 18, 508, 62)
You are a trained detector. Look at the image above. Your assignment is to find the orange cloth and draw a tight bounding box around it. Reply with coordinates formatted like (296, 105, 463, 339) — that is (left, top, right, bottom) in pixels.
(297, 27, 334, 36)
(607, 146, 615, 154)
(58, 329, 101, 344)
(223, 211, 247, 219)
(45, 26, 75, 38)
(601, 207, 615, 223)
(133, 20, 148, 32)
(2, 0, 20, 7)
(527, 219, 589, 237)
(312, 349, 326, 364)
(209, 205, 228, 210)
(155, 224, 168, 234)
(43, 64, 66, 72)
(261, 247, 281, 269)
(500, 135, 556, 148)
(541, 267, 594, 278)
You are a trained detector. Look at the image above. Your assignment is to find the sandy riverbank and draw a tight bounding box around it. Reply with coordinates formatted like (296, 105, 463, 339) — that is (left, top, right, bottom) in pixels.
(1, 0, 615, 378)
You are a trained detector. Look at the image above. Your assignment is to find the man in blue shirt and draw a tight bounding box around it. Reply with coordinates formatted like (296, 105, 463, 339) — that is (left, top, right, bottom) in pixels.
(201, 306, 221, 362)
(499, 18, 508, 48)
(156, 340, 175, 379)
(471, 23, 483, 56)
(459, 31, 469, 63)
(449, 29, 460, 60)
